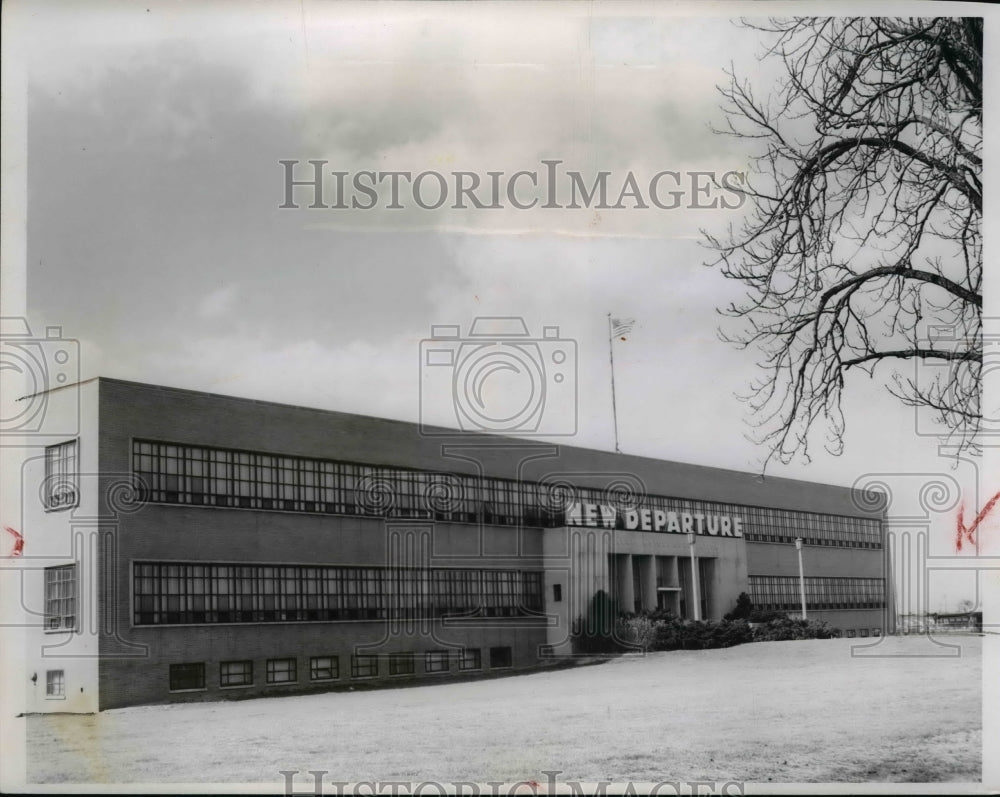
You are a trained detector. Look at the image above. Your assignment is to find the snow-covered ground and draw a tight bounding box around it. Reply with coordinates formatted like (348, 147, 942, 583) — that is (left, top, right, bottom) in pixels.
(24, 636, 981, 785)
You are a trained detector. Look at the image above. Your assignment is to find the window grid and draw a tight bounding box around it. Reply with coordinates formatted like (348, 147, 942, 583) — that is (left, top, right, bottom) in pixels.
(425, 650, 449, 673)
(45, 565, 77, 631)
(133, 562, 543, 626)
(44, 440, 79, 510)
(748, 576, 886, 611)
(266, 658, 297, 684)
(459, 649, 481, 671)
(46, 670, 65, 697)
(132, 440, 883, 549)
(220, 660, 253, 687)
(310, 656, 339, 681)
(169, 662, 205, 691)
(351, 654, 378, 679)
(389, 652, 414, 676)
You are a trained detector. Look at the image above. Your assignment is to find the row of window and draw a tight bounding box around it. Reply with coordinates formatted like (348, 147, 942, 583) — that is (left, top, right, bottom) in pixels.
(749, 576, 887, 611)
(44, 562, 887, 634)
(128, 439, 884, 548)
(169, 647, 509, 691)
(736, 504, 882, 547)
(133, 562, 544, 626)
(742, 532, 880, 549)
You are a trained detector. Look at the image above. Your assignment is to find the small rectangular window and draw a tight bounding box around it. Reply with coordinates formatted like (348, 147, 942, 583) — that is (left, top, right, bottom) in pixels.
(489, 646, 512, 669)
(389, 652, 414, 676)
(351, 654, 378, 679)
(459, 648, 481, 671)
(44, 440, 79, 510)
(425, 650, 449, 673)
(553, 584, 562, 603)
(310, 656, 339, 681)
(169, 662, 206, 691)
(266, 658, 297, 684)
(44, 565, 77, 632)
(45, 670, 65, 698)
(220, 660, 253, 687)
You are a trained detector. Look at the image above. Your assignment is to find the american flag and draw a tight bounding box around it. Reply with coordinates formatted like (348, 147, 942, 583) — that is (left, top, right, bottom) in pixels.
(610, 317, 635, 338)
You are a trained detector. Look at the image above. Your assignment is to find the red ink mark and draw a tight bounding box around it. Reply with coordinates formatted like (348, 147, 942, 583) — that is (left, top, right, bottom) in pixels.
(526, 781, 539, 789)
(4, 526, 24, 557)
(619, 336, 627, 342)
(955, 492, 1000, 552)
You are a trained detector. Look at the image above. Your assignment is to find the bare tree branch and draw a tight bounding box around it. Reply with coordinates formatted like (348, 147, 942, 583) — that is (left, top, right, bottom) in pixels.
(703, 16, 982, 469)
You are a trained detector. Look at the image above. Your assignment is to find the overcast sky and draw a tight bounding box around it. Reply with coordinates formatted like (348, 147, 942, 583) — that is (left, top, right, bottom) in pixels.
(17, 0, 994, 611)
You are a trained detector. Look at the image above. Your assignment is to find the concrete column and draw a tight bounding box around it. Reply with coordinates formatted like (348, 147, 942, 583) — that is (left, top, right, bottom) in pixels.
(616, 554, 634, 614)
(667, 556, 681, 609)
(641, 555, 657, 612)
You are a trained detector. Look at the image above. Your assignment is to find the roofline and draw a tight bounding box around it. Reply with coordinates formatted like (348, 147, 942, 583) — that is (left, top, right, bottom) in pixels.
(37, 376, 880, 497)
(16, 375, 101, 402)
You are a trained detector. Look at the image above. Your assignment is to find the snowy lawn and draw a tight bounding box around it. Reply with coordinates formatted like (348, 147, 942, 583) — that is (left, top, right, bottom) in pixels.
(25, 635, 981, 785)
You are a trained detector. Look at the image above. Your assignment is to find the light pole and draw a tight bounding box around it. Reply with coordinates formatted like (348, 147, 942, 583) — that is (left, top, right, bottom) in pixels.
(687, 531, 701, 621)
(795, 537, 807, 620)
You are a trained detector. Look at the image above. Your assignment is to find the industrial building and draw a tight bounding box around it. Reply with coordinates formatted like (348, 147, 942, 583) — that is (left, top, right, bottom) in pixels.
(20, 378, 893, 711)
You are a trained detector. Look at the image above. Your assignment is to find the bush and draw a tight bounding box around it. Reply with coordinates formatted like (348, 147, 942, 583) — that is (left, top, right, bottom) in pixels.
(615, 614, 658, 649)
(724, 592, 754, 621)
(751, 617, 837, 641)
(592, 606, 837, 655)
(748, 607, 787, 623)
(644, 607, 678, 623)
(573, 590, 622, 654)
(617, 614, 754, 652)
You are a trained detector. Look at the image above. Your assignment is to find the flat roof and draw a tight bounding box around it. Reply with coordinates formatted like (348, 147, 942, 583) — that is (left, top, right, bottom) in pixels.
(43, 376, 886, 518)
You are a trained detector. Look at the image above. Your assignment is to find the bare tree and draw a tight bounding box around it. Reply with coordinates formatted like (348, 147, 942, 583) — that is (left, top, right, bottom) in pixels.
(705, 17, 982, 467)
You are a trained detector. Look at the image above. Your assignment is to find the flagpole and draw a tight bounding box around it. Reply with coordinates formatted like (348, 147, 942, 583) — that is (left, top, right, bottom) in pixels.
(608, 313, 620, 453)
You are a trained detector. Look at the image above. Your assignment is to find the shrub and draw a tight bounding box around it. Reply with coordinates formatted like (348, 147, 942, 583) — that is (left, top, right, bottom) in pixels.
(587, 605, 836, 655)
(615, 614, 658, 650)
(748, 607, 787, 623)
(573, 590, 622, 654)
(724, 592, 754, 621)
(751, 617, 837, 641)
(714, 619, 755, 648)
(620, 615, 754, 652)
(644, 607, 677, 623)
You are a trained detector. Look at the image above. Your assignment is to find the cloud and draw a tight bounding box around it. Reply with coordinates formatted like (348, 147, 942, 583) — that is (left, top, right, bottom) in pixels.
(28, 6, 756, 238)
(23, 3, 965, 495)
(198, 285, 238, 320)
